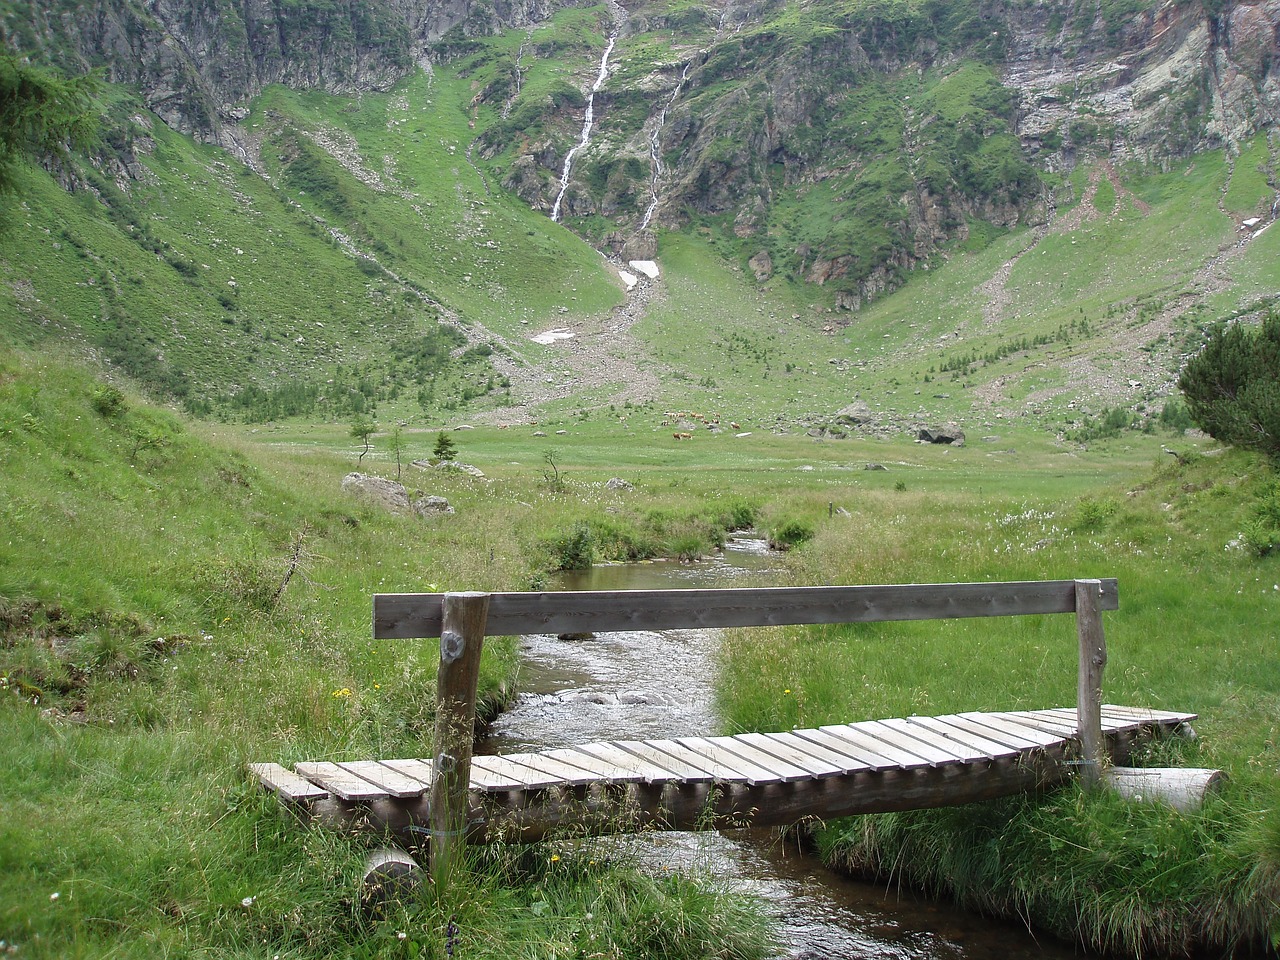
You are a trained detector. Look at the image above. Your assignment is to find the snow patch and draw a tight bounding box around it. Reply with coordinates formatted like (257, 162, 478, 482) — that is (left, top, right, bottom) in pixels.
(629, 260, 660, 279)
(532, 328, 575, 345)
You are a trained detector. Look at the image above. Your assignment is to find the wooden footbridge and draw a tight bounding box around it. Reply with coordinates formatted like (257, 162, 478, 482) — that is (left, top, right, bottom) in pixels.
(252, 579, 1199, 877)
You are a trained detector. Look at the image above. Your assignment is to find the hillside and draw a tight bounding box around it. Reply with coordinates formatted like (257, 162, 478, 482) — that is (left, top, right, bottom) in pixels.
(0, 0, 1277, 439)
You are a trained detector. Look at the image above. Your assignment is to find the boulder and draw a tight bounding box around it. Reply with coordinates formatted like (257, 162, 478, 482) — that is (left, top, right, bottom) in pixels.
(413, 495, 455, 517)
(605, 477, 634, 491)
(834, 402, 875, 426)
(342, 473, 410, 513)
(748, 249, 773, 281)
(431, 460, 485, 478)
(918, 425, 965, 446)
(864, 462, 887, 471)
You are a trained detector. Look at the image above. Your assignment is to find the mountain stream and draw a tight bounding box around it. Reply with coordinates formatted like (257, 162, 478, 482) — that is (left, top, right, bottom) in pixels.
(480, 539, 1092, 959)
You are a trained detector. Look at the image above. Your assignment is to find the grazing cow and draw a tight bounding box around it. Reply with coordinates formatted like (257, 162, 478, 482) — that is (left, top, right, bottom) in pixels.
(730, 422, 740, 430)
(673, 432, 692, 440)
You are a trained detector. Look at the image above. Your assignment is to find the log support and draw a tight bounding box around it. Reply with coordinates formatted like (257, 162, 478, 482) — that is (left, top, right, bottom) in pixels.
(1075, 579, 1108, 788)
(1104, 767, 1227, 812)
(430, 591, 491, 887)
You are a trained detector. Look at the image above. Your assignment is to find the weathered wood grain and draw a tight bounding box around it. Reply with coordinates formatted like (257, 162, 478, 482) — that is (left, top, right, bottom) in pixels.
(1076, 579, 1108, 787)
(249, 762, 330, 801)
(431, 592, 490, 882)
(373, 580, 1119, 639)
(295, 762, 389, 801)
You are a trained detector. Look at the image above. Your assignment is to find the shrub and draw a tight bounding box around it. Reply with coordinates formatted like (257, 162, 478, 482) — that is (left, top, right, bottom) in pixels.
(544, 524, 594, 571)
(1241, 480, 1280, 557)
(1178, 310, 1280, 461)
(90, 385, 127, 418)
(768, 518, 814, 551)
(1071, 496, 1117, 532)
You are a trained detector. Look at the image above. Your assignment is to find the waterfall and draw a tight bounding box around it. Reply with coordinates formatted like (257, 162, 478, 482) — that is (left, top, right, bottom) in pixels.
(639, 63, 691, 231)
(550, 32, 617, 223)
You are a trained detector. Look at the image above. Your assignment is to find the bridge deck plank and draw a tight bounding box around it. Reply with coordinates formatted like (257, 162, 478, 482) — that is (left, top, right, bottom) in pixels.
(956, 712, 1062, 748)
(265, 708, 1200, 810)
(678, 736, 811, 784)
(793, 727, 909, 771)
(294, 762, 389, 801)
(563, 742, 682, 785)
(730, 732, 847, 778)
(897, 716, 1023, 759)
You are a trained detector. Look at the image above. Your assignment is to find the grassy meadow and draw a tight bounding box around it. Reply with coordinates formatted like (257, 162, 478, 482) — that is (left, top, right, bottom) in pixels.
(1, 26, 1279, 955)
(3, 336, 1277, 957)
(718, 447, 1280, 956)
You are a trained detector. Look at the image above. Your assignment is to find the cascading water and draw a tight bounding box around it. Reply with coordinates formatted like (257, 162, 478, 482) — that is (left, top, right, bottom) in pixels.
(550, 32, 617, 223)
(639, 63, 690, 231)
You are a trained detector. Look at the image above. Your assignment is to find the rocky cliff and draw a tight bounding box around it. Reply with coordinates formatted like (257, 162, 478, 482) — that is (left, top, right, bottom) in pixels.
(3, 0, 1277, 305)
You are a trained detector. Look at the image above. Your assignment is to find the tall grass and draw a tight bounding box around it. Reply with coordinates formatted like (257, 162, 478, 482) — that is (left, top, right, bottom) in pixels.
(717, 449, 1280, 955)
(0, 347, 785, 959)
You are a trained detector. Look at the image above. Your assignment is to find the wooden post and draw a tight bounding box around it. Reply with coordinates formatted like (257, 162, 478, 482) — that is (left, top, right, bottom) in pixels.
(1075, 578, 1107, 788)
(429, 591, 490, 886)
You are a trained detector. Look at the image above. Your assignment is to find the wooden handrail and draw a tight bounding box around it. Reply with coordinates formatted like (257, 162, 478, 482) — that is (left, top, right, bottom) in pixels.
(373, 579, 1118, 640)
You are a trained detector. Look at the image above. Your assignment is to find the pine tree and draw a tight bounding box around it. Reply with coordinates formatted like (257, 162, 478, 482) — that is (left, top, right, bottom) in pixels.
(432, 430, 457, 462)
(0, 56, 99, 196)
(1178, 310, 1280, 461)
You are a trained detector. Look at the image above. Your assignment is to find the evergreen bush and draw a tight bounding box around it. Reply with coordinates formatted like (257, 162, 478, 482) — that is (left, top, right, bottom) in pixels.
(1178, 311, 1280, 461)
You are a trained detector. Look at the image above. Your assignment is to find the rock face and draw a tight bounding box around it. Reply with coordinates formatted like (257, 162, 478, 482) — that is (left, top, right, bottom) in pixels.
(19, 0, 1278, 307)
(1002, 0, 1280, 166)
(13, 0, 415, 146)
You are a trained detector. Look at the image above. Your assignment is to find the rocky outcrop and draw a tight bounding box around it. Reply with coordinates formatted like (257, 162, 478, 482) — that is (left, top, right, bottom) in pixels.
(342, 473, 455, 517)
(918, 425, 966, 446)
(9, 0, 414, 143)
(1003, 0, 1280, 164)
(413, 495, 455, 516)
(342, 472, 412, 513)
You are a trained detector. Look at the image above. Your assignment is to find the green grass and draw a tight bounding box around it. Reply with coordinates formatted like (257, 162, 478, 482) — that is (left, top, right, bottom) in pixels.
(2, 332, 1277, 956)
(0, 346, 798, 958)
(715, 447, 1280, 955)
(1223, 134, 1276, 217)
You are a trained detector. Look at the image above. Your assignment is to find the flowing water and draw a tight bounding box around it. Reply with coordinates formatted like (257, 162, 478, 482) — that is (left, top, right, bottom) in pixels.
(481, 538, 1091, 959)
(639, 63, 690, 231)
(550, 32, 617, 223)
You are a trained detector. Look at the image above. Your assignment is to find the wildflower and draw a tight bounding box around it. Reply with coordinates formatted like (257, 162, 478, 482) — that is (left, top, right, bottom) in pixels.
(332, 688, 352, 699)
(241, 896, 255, 908)
(49, 892, 60, 901)
(550, 854, 561, 862)
(784, 688, 791, 694)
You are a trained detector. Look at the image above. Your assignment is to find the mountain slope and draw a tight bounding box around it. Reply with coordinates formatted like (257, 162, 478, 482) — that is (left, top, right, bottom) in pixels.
(0, 0, 1277, 434)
